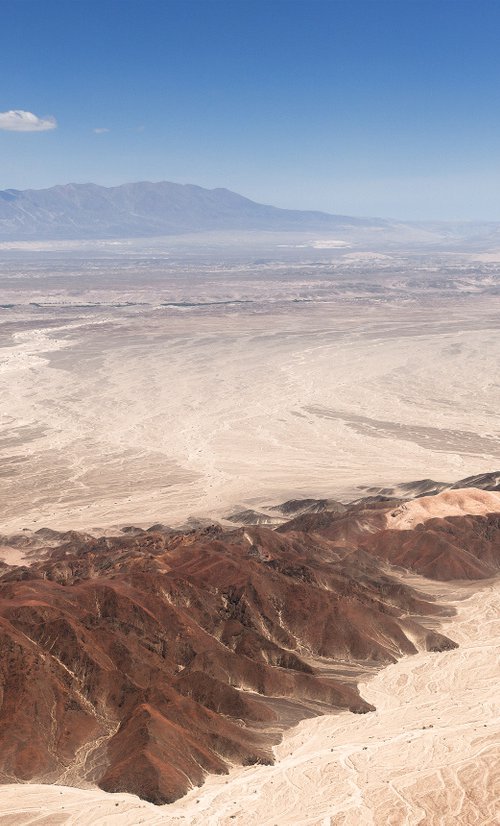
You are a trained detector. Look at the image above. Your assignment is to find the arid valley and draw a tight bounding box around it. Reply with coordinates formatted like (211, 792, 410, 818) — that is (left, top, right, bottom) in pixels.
(0, 234, 500, 824)
(1, 236, 500, 536)
(3, 1, 500, 822)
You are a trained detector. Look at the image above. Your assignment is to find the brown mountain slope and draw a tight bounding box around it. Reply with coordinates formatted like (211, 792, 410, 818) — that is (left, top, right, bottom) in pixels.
(0, 486, 499, 803)
(280, 489, 500, 580)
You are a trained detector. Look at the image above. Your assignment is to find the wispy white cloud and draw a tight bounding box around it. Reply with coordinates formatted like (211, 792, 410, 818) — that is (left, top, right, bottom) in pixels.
(93, 127, 110, 134)
(0, 110, 57, 132)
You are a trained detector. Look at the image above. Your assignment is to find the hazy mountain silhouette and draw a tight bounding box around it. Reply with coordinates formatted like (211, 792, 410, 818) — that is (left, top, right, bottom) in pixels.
(0, 180, 383, 240)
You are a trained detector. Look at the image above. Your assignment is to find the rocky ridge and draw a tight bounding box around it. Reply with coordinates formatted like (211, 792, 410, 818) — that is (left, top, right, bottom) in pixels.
(0, 473, 499, 804)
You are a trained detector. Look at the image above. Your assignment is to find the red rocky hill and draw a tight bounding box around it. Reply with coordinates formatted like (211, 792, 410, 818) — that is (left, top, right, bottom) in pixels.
(0, 484, 499, 803)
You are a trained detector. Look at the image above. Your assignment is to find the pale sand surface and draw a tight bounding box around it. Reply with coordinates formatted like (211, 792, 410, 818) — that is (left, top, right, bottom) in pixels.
(386, 488, 500, 530)
(1, 248, 500, 533)
(0, 579, 498, 825)
(0, 545, 27, 565)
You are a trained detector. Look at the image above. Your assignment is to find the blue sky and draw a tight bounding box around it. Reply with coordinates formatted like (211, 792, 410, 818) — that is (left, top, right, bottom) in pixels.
(1, 0, 500, 220)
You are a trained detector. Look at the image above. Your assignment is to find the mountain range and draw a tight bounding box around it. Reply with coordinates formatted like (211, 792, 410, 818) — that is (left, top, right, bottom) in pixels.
(0, 181, 378, 241)
(1, 180, 500, 245)
(0, 472, 499, 803)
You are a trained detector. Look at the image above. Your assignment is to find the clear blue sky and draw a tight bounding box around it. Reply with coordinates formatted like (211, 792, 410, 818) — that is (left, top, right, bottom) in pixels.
(1, 0, 500, 220)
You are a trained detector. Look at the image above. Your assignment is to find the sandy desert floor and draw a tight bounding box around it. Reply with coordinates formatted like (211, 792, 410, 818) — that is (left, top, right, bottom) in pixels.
(0, 577, 497, 825)
(1, 244, 500, 535)
(1, 242, 500, 823)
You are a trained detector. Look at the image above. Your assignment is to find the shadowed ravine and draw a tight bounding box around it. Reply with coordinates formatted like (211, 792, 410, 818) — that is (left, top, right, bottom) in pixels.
(0, 474, 499, 806)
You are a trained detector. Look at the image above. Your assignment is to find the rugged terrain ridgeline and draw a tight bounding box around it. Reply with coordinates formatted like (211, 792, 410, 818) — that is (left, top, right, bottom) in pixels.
(0, 474, 499, 804)
(3, 180, 500, 245)
(0, 181, 374, 241)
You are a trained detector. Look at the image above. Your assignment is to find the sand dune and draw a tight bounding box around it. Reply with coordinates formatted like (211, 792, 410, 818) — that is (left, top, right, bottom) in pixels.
(0, 578, 497, 824)
(387, 487, 500, 530)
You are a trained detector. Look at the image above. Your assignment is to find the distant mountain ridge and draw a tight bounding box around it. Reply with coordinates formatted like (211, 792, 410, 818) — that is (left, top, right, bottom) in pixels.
(2, 180, 500, 247)
(0, 180, 381, 241)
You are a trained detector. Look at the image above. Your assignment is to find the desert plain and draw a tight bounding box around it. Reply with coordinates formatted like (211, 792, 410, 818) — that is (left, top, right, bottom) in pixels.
(0, 233, 500, 824)
(1, 234, 500, 538)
